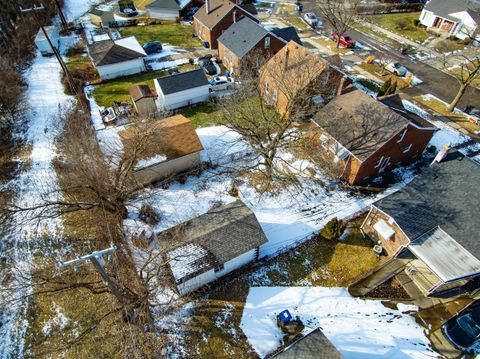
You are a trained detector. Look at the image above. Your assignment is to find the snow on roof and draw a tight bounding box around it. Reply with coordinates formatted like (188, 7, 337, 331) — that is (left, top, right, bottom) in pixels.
(167, 243, 211, 283)
(409, 227, 480, 282)
(115, 36, 147, 56)
(35, 26, 56, 42)
(373, 219, 395, 239)
(134, 154, 167, 170)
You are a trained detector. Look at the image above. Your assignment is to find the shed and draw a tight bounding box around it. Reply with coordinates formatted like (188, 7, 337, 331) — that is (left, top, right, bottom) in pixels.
(154, 69, 210, 111)
(119, 114, 203, 186)
(160, 200, 268, 295)
(35, 26, 59, 56)
(146, 0, 191, 20)
(129, 85, 157, 117)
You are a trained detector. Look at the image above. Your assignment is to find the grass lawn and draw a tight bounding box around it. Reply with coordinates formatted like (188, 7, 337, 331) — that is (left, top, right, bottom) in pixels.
(413, 95, 480, 135)
(353, 21, 404, 50)
(119, 23, 202, 48)
(133, 0, 150, 10)
(367, 12, 429, 43)
(432, 39, 465, 53)
(358, 63, 409, 89)
(311, 37, 351, 55)
(280, 15, 309, 32)
(186, 215, 384, 357)
(178, 101, 220, 128)
(92, 70, 167, 107)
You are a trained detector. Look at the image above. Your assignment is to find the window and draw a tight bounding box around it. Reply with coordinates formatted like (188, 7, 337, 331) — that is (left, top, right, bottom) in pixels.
(264, 36, 271, 49)
(403, 144, 412, 153)
(375, 156, 390, 172)
(265, 82, 269, 94)
(214, 264, 224, 272)
(397, 128, 407, 143)
(374, 156, 384, 168)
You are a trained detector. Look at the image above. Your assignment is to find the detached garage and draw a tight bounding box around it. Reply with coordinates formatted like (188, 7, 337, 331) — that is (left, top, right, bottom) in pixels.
(88, 36, 147, 80)
(35, 26, 59, 56)
(154, 69, 210, 111)
(146, 0, 192, 20)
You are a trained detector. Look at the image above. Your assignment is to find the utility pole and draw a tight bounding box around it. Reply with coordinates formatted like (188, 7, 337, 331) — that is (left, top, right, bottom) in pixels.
(59, 245, 126, 305)
(53, 0, 68, 31)
(20, 4, 77, 95)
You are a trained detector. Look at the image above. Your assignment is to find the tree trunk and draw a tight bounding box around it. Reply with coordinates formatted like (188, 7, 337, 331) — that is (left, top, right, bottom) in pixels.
(335, 37, 341, 49)
(447, 83, 468, 112)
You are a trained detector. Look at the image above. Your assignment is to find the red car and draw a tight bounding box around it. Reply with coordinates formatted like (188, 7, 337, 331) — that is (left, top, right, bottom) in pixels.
(332, 33, 356, 48)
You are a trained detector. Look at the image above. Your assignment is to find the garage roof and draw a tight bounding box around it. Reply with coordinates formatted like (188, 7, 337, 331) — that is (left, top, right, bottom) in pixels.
(155, 69, 209, 95)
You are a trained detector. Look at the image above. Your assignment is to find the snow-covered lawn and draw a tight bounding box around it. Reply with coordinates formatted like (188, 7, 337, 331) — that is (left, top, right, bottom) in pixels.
(241, 287, 436, 358)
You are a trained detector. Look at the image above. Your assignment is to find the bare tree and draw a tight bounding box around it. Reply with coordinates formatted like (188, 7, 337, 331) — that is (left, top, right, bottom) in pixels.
(315, 0, 361, 48)
(0, 58, 26, 131)
(444, 54, 480, 112)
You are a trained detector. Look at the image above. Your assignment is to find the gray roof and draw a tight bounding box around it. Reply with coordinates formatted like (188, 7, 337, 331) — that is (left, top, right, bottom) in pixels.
(161, 200, 268, 283)
(374, 151, 480, 259)
(155, 69, 209, 95)
(218, 17, 269, 58)
(88, 39, 146, 66)
(272, 26, 302, 45)
(425, 0, 480, 23)
(409, 227, 480, 281)
(146, 0, 181, 10)
(274, 328, 344, 359)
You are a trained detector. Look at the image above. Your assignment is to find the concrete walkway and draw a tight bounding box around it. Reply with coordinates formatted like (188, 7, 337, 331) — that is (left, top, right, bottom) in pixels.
(348, 258, 411, 297)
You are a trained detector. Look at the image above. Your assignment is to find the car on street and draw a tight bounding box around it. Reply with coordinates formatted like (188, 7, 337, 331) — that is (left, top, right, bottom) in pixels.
(303, 12, 319, 28)
(143, 41, 163, 54)
(209, 76, 234, 91)
(332, 33, 356, 48)
(121, 7, 138, 17)
(465, 105, 480, 125)
(198, 55, 219, 75)
(385, 61, 408, 77)
(442, 301, 480, 354)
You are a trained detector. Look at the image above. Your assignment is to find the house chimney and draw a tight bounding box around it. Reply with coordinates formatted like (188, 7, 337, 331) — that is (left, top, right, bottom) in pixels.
(336, 76, 347, 96)
(431, 143, 451, 165)
(206, 0, 210, 14)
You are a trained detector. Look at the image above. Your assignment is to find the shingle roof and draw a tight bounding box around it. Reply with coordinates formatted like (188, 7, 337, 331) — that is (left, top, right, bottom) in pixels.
(161, 200, 268, 283)
(155, 69, 209, 95)
(272, 26, 302, 45)
(119, 114, 203, 164)
(374, 151, 480, 259)
(312, 89, 410, 162)
(146, 0, 181, 10)
(193, 0, 256, 29)
(88, 36, 146, 66)
(425, 0, 480, 23)
(129, 84, 154, 102)
(218, 17, 269, 58)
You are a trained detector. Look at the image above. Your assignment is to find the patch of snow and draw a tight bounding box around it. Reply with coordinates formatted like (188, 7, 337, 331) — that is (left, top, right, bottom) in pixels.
(149, 58, 190, 71)
(167, 243, 210, 283)
(42, 305, 69, 336)
(397, 303, 418, 313)
(135, 154, 167, 170)
(240, 287, 436, 358)
(63, 0, 101, 21)
(116, 36, 147, 56)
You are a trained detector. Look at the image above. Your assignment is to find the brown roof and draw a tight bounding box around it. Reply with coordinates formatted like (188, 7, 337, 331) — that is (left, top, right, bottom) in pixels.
(129, 84, 154, 102)
(89, 39, 145, 66)
(194, 0, 255, 29)
(312, 89, 410, 162)
(119, 115, 203, 164)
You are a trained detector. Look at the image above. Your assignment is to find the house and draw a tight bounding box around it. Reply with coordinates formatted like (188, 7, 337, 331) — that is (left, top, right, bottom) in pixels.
(259, 41, 349, 116)
(153, 69, 210, 110)
(119, 114, 203, 186)
(271, 26, 303, 45)
(35, 26, 59, 56)
(145, 0, 192, 20)
(361, 150, 480, 296)
(274, 327, 344, 359)
(419, 0, 480, 40)
(217, 17, 287, 76)
(129, 84, 157, 117)
(310, 90, 437, 185)
(89, 9, 135, 27)
(193, 0, 257, 49)
(159, 200, 268, 295)
(88, 36, 146, 80)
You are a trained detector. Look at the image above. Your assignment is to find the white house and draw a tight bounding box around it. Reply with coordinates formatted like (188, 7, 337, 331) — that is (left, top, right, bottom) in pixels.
(146, 0, 192, 20)
(419, 0, 480, 40)
(88, 36, 146, 80)
(154, 69, 210, 111)
(160, 200, 269, 295)
(35, 26, 59, 56)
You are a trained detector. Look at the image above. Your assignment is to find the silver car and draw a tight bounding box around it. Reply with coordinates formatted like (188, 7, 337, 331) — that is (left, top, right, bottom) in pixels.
(385, 61, 408, 77)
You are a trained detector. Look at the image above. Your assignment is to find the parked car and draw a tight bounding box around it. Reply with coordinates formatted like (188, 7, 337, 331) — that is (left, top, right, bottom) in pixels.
(465, 105, 480, 125)
(209, 76, 233, 91)
(198, 55, 219, 75)
(143, 41, 163, 54)
(442, 301, 480, 354)
(332, 33, 356, 48)
(303, 12, 319, 27)
(121, 8, 138, 17)
(385, 61, 408, 77)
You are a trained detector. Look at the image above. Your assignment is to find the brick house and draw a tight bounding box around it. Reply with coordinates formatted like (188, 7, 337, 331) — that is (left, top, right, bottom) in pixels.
(310, 89, 437, 185)
(217, 17, 287, 76)
(193, 0, 257, 49)
(259, 41, 349, 116)
(361, 150, 480, 296)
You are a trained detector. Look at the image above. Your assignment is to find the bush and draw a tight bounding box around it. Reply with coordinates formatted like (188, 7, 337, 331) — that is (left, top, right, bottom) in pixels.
(377, 78, 397, 97)
(228, 183, 239, 197)
(320, 218, 346, 241)
(413, 19, 420, 27)
(177, 174, 187, 184)
(139, 204, 160, 225)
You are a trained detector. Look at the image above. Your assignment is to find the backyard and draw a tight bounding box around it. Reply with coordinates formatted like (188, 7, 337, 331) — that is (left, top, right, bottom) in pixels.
(119, 23, 202, 48)
(366, 12, 429, 43)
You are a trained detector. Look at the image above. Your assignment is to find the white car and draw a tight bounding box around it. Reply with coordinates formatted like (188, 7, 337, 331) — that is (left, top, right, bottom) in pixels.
(303, 12, 319, 28)
(385, 61, 408, 77)
(209, 76, 234, 91)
